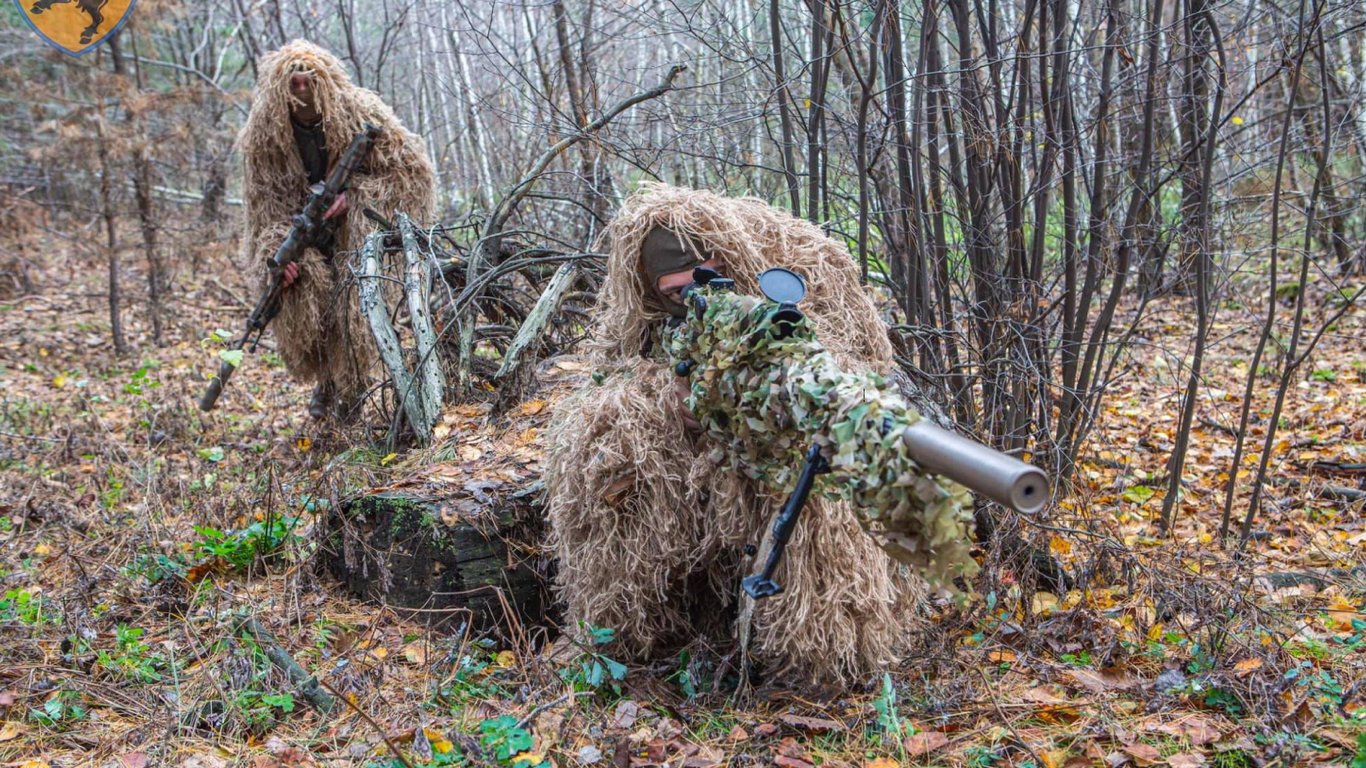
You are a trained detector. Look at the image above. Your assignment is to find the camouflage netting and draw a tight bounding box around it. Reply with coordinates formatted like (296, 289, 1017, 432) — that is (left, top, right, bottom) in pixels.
(237, 40, 436, 406)
(665, 285, 976, 586)
(544, 184, 929, 688)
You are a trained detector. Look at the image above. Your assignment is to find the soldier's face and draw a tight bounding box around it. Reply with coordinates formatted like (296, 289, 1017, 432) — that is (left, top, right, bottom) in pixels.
(656, 258, 726, 309)
(289, 73, 318, 116)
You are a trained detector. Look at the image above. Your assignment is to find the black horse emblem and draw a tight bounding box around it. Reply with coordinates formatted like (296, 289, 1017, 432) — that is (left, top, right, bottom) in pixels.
(29, 0, 109, 45)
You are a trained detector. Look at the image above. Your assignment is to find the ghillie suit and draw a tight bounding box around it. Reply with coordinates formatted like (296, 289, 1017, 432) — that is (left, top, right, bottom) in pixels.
(237, 40, 435, 414)
(545, 184, 936, 687)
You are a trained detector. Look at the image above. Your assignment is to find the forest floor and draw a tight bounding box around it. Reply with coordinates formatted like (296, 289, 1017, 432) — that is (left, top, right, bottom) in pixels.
(0, 225, 1364, 768)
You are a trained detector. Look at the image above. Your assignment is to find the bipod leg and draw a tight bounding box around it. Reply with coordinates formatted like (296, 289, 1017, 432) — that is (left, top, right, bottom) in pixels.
(741, 443, 829, 599)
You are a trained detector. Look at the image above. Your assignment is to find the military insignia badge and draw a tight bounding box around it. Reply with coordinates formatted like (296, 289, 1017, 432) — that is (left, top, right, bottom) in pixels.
(14, 0, 135, 56)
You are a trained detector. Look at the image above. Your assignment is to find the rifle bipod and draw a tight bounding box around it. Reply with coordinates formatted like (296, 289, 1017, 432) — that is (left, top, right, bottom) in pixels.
(741, 443, 830, 599)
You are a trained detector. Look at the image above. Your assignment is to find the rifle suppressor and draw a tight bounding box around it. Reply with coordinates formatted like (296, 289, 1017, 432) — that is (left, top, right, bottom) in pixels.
(901, 422, 1049, 514)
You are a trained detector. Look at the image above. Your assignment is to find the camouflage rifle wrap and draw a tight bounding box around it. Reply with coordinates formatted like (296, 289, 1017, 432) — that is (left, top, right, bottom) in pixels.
(665, 277, 978, 588)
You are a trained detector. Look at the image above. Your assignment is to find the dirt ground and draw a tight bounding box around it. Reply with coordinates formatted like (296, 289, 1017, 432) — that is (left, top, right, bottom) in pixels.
(0, 224, 1363, 767)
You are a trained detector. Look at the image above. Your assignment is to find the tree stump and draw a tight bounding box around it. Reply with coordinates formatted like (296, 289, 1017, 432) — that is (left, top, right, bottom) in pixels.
(322, 485, 551, 634)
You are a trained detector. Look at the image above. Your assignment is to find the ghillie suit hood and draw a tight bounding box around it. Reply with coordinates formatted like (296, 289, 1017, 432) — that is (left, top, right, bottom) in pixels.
(545, 184, 926, 688)
(238, 40, 436, 407)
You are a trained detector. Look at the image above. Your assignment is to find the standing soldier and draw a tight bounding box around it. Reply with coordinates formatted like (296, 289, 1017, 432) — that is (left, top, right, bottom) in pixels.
(237, 40, 436, 420)
(544, 184, 936, 688)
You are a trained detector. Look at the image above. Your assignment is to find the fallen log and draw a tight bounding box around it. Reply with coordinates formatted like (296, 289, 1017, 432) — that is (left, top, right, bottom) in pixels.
(322, 489, 549, 634)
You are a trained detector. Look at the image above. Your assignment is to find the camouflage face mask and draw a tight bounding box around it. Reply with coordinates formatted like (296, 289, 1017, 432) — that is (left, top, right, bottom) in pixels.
(640, 226, 705, 318)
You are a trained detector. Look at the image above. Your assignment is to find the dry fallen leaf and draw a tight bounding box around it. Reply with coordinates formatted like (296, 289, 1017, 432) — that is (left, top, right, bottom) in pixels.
(1122, 742, 1162, 766)
(402, 641, 427, 666)
(1165, 753, 1207, 768)
(1062, 667, 1134, 694)
(776, 713, 842, 733)
(903, 731, 950, 757)
(0, 721, 22, 742)
(865, 759, 901, 768)
(1151, 714, 1222, 746)
(118, 754, 150, 768)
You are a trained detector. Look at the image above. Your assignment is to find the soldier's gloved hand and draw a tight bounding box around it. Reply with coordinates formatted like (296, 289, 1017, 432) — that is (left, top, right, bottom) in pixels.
(674, 376, 702, 432)
(323, 191, 349, 220)
(282, 261, 301, 288)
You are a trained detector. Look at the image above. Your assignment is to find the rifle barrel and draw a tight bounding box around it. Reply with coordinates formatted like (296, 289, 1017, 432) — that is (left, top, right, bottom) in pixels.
(198, 358, 237, 412)
(900, 421, 1049, 514)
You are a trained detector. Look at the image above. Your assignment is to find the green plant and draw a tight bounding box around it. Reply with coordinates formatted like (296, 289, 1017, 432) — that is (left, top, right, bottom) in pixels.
(29, 689, 87, 728)
(233, 690, 296, 733)
(1060, 650, 1093, 667)
(96, 624, 166, 682)
(478, 715, 541, 765)
(559, 624, 627, 695)
(122, 361, 162, 396)
(1211, 749, 1256, 768)
(124, 552, 188, 584)
(0, 588, 58, 626)
(964, 745, 1001, 767)
(1350, 733, 1366, 768)
(1122, 485, 1156, 504)
(668, 649, 712, 698)
(871, 673, 910, 742)
(194, 514, 301, 569)
(1310, 368, 1337, 382)
(1203, 686, 1244, 717)
(439, 644, 509, 706)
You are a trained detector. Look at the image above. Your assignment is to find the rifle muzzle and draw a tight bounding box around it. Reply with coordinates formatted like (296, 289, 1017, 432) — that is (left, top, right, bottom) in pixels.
(900, 421, 1049, 514)
(198, 359, 237, 412)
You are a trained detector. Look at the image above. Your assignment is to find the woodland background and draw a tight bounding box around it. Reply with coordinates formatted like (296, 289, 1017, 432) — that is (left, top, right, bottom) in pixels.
(0, 0, 1364, 765)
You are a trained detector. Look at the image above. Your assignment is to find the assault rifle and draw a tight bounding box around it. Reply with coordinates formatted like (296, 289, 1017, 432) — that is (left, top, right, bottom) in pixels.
(199, 124, 381, 412)
(666, 267, 1049, 598)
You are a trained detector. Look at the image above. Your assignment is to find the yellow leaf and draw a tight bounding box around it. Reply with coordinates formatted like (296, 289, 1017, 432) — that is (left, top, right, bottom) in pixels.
(1048, 536, 1072, 556)
(988, 649, 1017, 663)
(516, 399, 547, 416)
(369, 647, 389, 661)
(18, 761, 50, 768)
(51, 374, 67, 388)
(1147, 622, 1165, 642)
(380, 453, 398, 466)
(865, 759, 901, 768)
(495, 650, 517, 668)
(295, 437, 312, 452)
(512, 752, 544, 766)
(424, 727, 453, 754)
(1231, 115, 1244, 125)
(1233, 657, 1263, 676)
(0, 722, 23, 742)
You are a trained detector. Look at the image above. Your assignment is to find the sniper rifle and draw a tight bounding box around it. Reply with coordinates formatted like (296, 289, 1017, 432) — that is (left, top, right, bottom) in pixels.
(666, 267, 1049, 598)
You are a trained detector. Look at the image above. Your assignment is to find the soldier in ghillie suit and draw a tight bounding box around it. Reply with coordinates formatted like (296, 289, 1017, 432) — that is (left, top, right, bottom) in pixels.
(544, 184, 962, 688)
(238, 40, 436, 419)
